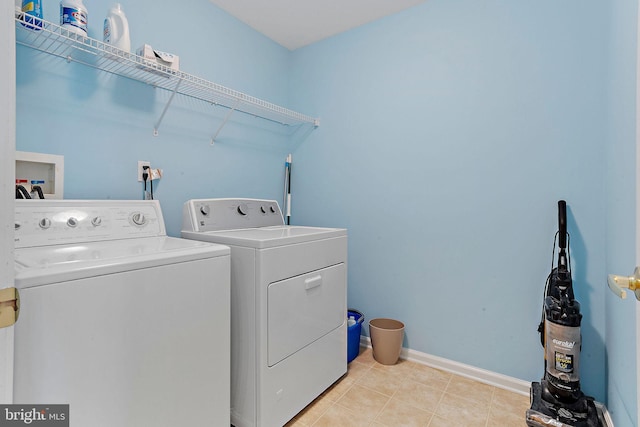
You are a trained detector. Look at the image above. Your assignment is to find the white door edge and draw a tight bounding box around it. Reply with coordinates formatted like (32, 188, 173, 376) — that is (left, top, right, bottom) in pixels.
(635, 0, 640, 420)
(0, 0, 16, 405)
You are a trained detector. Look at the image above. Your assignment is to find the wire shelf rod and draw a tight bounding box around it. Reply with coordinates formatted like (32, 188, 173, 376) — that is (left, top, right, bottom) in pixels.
(15, 11, 320, 132)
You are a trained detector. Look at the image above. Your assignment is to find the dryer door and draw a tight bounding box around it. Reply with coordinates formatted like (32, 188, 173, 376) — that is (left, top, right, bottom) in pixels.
(267, 263, 346, 366)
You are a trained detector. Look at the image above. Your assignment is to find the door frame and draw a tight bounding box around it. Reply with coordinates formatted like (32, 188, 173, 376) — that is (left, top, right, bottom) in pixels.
(636, 0, 640, 421)
(1, 0, 16, 404)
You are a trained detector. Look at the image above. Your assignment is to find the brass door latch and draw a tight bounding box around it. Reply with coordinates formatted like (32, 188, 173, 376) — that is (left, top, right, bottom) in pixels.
(0, 287, 20, 329)
(608, 267, 640, 301)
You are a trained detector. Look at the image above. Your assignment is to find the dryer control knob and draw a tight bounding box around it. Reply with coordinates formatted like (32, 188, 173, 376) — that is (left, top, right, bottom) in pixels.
(39, 218, 51, 229)
(67, 217, 78, 228)
(91, 216, 102, 227)
(270, 205, 277, 213)
(200, 205, 210, 216)
(131, 212, 146, 226)
(260, 206, 267, 214)
(237, 203, 248, 216)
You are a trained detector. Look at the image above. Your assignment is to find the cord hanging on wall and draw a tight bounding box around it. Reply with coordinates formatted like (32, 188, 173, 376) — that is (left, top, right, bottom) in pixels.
(142, 165, 162, 200)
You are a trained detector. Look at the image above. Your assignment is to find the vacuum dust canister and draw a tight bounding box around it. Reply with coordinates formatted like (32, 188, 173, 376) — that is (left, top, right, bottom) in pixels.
(60, 0, 88, 36)
(103, 3, 131, 52)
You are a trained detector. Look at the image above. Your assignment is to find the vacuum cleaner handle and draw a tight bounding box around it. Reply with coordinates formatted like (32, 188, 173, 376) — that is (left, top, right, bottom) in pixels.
(558, 200, 567, 249)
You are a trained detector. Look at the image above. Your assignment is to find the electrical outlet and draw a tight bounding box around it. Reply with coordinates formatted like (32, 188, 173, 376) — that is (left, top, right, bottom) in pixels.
(138, 161, 151, 182)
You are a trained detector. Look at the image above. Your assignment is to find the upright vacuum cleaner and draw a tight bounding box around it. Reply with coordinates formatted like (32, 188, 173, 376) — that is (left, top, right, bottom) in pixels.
(526, 200, 605, 427)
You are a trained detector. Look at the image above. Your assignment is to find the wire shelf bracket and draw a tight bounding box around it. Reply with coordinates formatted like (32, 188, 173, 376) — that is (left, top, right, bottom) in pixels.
(153, 78, 183, 136)
(211, 98, 240, 145)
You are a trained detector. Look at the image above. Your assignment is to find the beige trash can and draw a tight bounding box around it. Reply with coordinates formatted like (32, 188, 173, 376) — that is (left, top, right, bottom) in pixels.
(369, 318, 405, 365)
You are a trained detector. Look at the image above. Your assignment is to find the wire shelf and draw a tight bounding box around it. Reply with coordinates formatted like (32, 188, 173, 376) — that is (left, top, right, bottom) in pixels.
(15, 10, 319, 140)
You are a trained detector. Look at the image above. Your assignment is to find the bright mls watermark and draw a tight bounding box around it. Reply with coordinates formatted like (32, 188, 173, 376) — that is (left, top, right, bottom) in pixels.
(0, 405, 68, 426)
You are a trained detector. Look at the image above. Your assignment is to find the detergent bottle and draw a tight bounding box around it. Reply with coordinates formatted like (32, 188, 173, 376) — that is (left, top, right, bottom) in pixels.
(21, 0, 43, 30)
(103, 4, 131, 52)
(60, 0, 88, 36)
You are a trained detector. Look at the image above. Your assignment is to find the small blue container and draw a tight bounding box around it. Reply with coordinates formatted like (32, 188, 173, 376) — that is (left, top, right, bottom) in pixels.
(347, 309, 364, 363)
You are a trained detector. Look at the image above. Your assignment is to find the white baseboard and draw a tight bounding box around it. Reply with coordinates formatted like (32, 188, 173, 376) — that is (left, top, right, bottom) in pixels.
(359, 336, 532, 396)
(359, 337, 614, 426)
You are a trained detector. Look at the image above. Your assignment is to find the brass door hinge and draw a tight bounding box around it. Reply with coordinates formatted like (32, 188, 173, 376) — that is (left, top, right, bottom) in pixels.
(0, 287, 20, 329)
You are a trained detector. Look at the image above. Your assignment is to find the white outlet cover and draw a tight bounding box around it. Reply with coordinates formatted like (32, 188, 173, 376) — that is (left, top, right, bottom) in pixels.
(138, 161, 151, 182)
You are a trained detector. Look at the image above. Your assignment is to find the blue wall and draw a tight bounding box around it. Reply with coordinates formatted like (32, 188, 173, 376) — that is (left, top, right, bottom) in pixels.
(16, 0, 627, 408)
(16, 0, 295, 236)
(605, 0, 638, 425)
(289, 0, 608, 401)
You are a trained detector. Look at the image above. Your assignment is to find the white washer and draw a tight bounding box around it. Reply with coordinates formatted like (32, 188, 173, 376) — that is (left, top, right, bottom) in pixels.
(182, 198, 347, 427)
(13, 200, 231, 427)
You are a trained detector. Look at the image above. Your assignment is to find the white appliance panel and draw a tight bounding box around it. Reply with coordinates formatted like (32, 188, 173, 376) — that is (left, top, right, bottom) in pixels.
(14, 200, 232, 426)
(15, 200, 166, 248)
(182, 198, 283, 232)
(258, 237, 347, 283)
(260, 323, 346, 427)
(229, 246, 257, 427)
(256, 237, 347, 426)
(14, 236, 226, 288)
(267, 263, 346, 366)
(181, 198, 347, 427)
(182, 225, 345, 249)
(14, 257, 230, 426)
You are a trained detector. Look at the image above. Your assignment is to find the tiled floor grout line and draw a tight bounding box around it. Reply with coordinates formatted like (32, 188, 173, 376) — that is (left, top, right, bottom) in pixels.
(307, 397, 331, 427)
(483, 387, 497, 427)
(367, 374, 398, 427)
(427, 373, 452, 427)
(287, 348, 530, 426)
(356, 363, 392, 427)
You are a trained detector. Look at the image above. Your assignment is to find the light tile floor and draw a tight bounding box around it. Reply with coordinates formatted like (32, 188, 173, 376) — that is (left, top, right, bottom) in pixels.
(285, 347, 530, 427)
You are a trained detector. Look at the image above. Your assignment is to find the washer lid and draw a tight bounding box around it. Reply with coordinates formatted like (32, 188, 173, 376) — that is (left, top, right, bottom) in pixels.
(182, 225, 346, 249)
(15, 236, 229, 288)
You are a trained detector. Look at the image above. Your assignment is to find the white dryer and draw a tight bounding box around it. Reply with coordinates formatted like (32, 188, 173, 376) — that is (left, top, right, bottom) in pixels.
(14, 200, 230, 427)
(182, 198, 347, 427)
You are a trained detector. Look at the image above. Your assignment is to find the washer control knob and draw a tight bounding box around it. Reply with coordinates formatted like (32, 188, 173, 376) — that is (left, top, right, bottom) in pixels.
(260, 206, 267, 214)
(200, 205, 210, 216)
(67, 217, 78, 228)
(91, 216, 102, 227)
(237, 203, 248, 216)
(270, 205, 277, 213)
(39, 218, 52, 229)
(131, 212, 146, 226)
